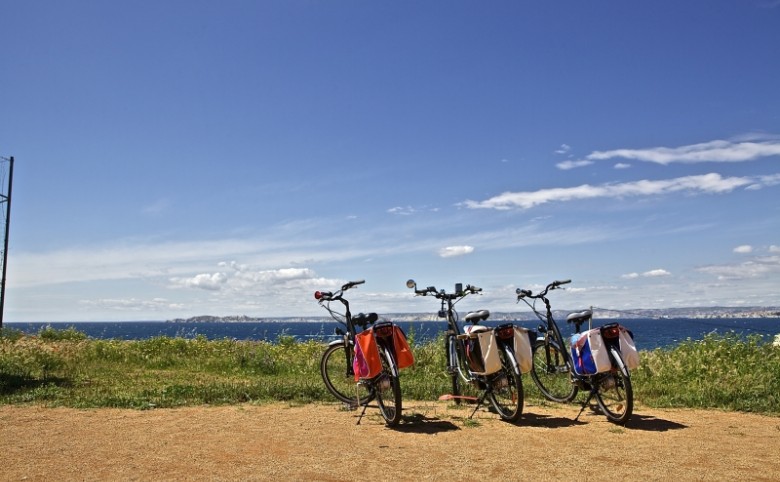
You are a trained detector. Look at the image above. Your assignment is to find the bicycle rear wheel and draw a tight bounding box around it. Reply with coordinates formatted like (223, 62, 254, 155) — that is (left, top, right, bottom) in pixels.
(595, 348, 633, 425)
(488, 348, 523, 423)
(375, 346, 402, 426)
(531, 340, 578, 403)
(320, 343, 372, 405)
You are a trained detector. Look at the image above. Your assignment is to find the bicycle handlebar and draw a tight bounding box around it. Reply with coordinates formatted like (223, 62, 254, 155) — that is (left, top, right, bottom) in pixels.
(314, 279, 365, 301)
(516, 279, 571, 300)
(408, 282, 481, 299)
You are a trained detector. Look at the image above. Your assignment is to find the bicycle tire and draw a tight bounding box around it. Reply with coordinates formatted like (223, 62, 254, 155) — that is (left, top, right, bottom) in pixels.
(320, 343, 373, 405)
(375, 346, 402, 426)
(595, 347, 633, 425)
(447, 335, 463, 401)
(488, 347, 524, 423)
(530, 339, 578, 403)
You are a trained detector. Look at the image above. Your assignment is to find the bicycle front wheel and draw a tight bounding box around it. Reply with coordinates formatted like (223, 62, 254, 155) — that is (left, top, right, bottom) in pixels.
(375, 346, 402, 426)
(595, 347, 633, 425)
(320, 343, 372, 405)
(488, 348, 523, 423)
(531, 339, 578, 403)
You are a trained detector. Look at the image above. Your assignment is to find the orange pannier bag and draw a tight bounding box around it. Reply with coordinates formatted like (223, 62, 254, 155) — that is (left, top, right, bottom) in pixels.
(391, 325, 415, 370)
(353, 330, 382, 381)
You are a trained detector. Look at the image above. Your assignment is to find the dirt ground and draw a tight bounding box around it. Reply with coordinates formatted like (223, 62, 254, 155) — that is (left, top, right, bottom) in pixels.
(2, 400, 780, 481)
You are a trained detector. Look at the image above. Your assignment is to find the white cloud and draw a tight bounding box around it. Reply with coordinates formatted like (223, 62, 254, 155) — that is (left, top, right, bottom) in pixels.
(79, 297, 185, 312)
(770, 245, 780, 253)
(556, 159, 593, 170)
(171, 272, 228, 290)
(734, 245, 753, 254)
(464, 173, 762, 210)
(698, 255, 780, 280)
(439, 245, 475, 258)
(388, 206, 416, 215)
(614, 163, 631, 169)
(586, 138, 780, 165)
(621, 269, 670, 279)
(555, 144, 571, 154)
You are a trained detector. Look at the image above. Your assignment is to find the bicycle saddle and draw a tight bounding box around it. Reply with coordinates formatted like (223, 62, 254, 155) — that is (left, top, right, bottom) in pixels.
(353, 312, 378, 328)
(464, 309, 490, 324)
(566, 310, 592, 325)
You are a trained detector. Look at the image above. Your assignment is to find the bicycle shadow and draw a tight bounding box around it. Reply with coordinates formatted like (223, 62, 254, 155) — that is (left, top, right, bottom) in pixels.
(623, 413, 688, 432)
(391, 413, 460, 434)
(521, 411, 587, 428)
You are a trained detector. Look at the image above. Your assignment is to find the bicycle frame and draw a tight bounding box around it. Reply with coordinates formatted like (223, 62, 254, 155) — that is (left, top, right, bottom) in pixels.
(517, 280, 634, 424)
(408, 280, 524, 422)
(316, 280, 405, 426)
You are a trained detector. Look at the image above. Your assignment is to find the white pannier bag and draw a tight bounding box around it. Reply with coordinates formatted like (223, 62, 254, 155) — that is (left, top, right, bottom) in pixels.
(464, 326, 502, 376)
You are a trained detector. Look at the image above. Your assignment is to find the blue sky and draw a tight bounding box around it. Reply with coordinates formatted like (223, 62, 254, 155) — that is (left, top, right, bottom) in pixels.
(2, 1, 779, 322)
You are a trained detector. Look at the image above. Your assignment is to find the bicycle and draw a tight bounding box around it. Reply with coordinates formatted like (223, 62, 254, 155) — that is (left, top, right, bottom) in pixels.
(407, 279, 527, 423)
(516, 279, 636, 424)
(315, 279, 410, 426)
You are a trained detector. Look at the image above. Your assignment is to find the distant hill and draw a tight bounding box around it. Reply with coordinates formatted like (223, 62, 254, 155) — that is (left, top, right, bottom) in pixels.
(168, 306, 780, 323)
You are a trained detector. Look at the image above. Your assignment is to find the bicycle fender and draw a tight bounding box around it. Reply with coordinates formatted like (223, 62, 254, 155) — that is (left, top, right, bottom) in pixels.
(380, 346, 399, 377)
(502, 345, 521, 376)
(609, 347, 630, 378)
(327, 339, 347, 347)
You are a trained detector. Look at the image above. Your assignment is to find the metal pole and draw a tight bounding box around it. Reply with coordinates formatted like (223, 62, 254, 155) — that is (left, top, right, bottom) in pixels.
(0, 156, 14, 328)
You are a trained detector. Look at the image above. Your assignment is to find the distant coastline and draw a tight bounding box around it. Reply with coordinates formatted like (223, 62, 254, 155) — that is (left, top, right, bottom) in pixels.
(168, 306, 780, 323)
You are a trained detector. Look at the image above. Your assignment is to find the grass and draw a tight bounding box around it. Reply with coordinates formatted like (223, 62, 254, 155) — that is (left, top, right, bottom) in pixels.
(1, 326, 779, 415)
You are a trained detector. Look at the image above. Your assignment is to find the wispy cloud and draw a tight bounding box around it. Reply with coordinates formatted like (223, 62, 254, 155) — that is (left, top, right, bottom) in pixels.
(438, 245, 475, 258)
(555, 144, 571, 154)
(734, 245, 753, 254)
(698, 255, 780, 280)
(622, 269, 671, 279)
(464, 173, 768, 210)
(388, 206, 416, 215)
(556, 136, 780, 170)
(556, 159, 593, 170)
(588, 138, 780, 165)
(80, 297, 185, 312)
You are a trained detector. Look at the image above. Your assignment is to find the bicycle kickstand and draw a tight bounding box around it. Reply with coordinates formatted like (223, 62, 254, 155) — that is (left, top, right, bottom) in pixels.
(355, 383, 369, 425)
(469, 390, 490, 419)
(575, 387, 598, 421)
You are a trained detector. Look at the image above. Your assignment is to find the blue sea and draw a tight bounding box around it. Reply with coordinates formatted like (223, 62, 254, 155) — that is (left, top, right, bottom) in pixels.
(5, 318, 780, 350)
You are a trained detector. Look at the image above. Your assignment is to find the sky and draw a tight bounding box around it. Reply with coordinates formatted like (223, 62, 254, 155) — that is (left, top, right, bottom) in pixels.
(1, 1, 779, 322)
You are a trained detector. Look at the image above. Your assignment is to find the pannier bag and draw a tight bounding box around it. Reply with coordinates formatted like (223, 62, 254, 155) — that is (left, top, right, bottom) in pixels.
(512, 326, 534, 374)
(353, 323, 416, 381)
(618, 326, 640, 370)
(390, 325, 415, 369)
(353, 330, 382, 381)
(464, 327, 502, 376)
(570, 328, 612, 375)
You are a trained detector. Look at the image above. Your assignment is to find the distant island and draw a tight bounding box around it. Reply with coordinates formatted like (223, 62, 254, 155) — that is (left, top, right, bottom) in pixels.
(168, 306, 780, 323)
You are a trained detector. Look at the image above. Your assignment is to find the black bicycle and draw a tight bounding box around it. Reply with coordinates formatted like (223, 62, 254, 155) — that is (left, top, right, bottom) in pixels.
(407, 280, 525, 423)
(315, 280, 404, 426)
(517, 279, 635, 424)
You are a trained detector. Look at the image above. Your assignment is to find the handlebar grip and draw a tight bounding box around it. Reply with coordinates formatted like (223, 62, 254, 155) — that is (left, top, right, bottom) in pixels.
(468, 285, 482, 293)
(342, 280, 365, 290)
(558, 279, 571, 285)
(314, 291, 332, 300)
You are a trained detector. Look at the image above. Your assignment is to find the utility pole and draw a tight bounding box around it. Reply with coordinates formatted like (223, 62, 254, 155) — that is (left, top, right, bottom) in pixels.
(0, 156, 14, 328)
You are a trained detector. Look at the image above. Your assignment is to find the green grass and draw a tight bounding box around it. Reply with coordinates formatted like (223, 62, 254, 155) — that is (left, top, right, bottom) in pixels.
(1, 327, 779, 415)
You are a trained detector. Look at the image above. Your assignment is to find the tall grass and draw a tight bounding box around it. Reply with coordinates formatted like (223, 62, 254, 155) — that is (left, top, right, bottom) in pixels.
(1, 327, 778, 414)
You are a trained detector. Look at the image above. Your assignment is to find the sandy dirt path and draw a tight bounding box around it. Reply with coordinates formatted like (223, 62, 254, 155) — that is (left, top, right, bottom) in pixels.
(2, 401, 780, 481)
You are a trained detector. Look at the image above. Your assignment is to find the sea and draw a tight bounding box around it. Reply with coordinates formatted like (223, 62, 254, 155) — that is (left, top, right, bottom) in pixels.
(5, 317, 780, 350)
